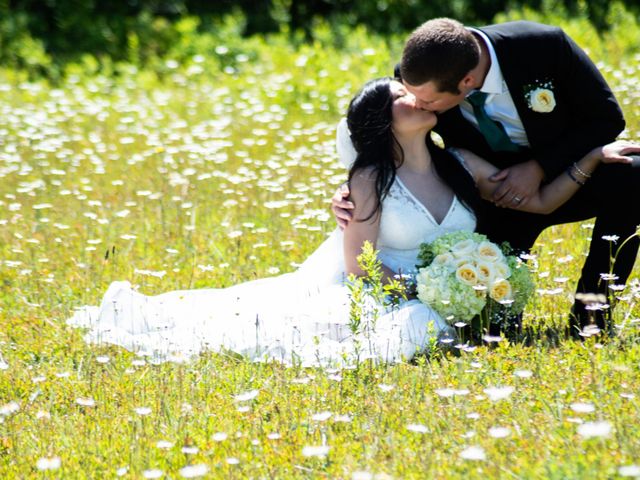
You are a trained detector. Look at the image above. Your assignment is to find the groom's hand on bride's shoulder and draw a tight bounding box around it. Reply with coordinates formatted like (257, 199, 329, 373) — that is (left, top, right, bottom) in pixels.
(489, 160, 544, 209)
(332, 183, 354, 229)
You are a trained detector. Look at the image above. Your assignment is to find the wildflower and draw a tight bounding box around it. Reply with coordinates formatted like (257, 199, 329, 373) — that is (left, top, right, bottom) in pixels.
(116, 466, 129, 476)
(267, 433, 281, 440)
(602, 235, 620, 242)
(333, 414, 352, 423)
(406, 424, 429, 433)
(36, 457, 61, 471)
(600, 273, 619, 281)
(302, 445, 330, 458)
(484, 386, 515, 401)
(134, 269, 166, 279)
(311, 411, 332, 422)
(570, 402, 595, 413)
(226, 458, 240, 465)
(488, 427, 510, 438)
(619, 465, 640, 477)
(482, 334, 503, 343)
(577, 421, 612, 438)
(135, 407, 152, 416)
(435, 388, 469, 397)
(212, 432, 227, 442)
(75, 397, 96, 407)
(143, 469, 164, 479)
(179, 464, 209, 478)
(182, 446, 199, 454)
(156, 441, 174, 449)
(378, 384, 395, 392)
(514, 370, 533, 378)
(352, 472, 373, 480)
(234, 390, 259, 402)
(459, 446, 486, 461)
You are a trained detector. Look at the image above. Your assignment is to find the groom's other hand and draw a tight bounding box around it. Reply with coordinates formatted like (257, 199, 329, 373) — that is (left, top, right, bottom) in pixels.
(489, 159, 545, 208)
(332, 183, 354, 229)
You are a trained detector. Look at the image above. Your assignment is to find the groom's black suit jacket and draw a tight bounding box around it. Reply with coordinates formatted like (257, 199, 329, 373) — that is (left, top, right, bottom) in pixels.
(434, 21, 625, 180)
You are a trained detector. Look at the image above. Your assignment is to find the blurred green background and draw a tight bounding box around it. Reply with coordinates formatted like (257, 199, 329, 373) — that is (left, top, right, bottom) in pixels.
(1, 0, 640, 78)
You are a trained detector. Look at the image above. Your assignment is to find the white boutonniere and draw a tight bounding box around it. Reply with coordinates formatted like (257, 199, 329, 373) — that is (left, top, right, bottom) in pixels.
(524, 81, 556, 113)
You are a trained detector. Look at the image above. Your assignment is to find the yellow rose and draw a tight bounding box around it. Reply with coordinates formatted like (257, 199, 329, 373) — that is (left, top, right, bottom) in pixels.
(456, 263, 479, 286)
(490, 279, 513, 302)
(529, 88, 556, 113)
(476, 261, 495, 284)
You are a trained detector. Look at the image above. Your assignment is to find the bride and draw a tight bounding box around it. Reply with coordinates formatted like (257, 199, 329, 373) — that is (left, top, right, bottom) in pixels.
(68, 77, 638, 365)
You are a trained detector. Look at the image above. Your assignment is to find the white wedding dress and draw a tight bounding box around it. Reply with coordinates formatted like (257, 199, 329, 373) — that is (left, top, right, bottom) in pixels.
(68, 174, 476, 366)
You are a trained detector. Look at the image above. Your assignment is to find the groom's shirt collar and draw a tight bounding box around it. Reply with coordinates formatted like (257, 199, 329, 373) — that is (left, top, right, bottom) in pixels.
(460, 27, 530, 147)
(469, 28, 504, 96)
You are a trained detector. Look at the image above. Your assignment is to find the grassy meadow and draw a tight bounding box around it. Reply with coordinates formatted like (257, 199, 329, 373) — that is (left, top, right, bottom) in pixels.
(1, 10, 640, 479)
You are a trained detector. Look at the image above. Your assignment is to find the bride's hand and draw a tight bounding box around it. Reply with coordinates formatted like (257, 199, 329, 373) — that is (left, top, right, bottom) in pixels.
(332, 183, 354, 229)
(599, 140, 640, 164)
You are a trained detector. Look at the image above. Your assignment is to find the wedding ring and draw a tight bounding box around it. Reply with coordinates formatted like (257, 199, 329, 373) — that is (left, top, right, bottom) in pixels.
(513, 196, 522, 204)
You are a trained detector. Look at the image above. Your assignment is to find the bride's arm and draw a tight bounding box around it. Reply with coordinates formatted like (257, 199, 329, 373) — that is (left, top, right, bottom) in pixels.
(343, 167, 397, 281)
(456, 141, 640, 214)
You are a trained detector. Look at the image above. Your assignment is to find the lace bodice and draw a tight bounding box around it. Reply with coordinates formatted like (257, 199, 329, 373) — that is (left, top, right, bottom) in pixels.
(377, 177, 476, 273)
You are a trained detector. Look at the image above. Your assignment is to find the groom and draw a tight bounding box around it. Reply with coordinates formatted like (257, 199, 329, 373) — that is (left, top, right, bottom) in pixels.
(333, 18, 640, 337)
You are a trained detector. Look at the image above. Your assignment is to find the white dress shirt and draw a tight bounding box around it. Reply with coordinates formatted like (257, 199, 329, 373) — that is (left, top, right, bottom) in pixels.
(461, 28, 530, 147)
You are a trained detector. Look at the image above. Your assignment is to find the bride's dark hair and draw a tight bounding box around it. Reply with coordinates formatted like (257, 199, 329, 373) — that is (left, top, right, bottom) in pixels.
(346, 77, 400, 221)
(346, 77, 483, 223)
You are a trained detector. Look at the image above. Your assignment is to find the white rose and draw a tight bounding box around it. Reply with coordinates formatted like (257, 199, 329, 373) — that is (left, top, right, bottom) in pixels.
(476, 241, 503, 263)
(451, 239, 476, 258)
(433, 253, 455, 268)
(456, 263, 479, 286)
(454, 256, 474, 269)
(529, 88, 556, 113)
(494, 261, 511, 280)
(490, 279, 513, 302)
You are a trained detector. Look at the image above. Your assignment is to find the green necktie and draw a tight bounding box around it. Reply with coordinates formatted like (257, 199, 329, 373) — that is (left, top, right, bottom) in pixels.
(467, 91, 520, 153)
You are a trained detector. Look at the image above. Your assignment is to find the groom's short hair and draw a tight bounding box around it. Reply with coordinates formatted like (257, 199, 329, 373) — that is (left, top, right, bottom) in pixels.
(401, 18, 480, 94)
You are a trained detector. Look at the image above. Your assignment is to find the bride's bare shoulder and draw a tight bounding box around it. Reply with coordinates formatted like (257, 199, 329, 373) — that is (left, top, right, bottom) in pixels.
(348, 166, 378, 212)
(349, 166, 377, 189)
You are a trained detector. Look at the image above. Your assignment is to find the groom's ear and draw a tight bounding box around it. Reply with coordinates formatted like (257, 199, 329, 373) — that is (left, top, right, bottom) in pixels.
(459, 74, 476, 92)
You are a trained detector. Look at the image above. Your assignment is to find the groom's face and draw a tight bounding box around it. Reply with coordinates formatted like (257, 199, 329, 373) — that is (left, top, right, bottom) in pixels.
(403, 80, 467, 114)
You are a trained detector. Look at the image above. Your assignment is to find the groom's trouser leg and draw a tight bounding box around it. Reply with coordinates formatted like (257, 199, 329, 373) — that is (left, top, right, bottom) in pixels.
(480, 162, 640, 333)
(561, 163, 640, 334)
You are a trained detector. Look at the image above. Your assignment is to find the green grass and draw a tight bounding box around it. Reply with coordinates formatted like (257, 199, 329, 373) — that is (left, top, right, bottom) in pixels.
(1, 14, 640, 479)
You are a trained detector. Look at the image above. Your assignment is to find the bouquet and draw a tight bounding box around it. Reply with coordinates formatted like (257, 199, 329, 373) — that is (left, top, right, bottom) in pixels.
(415, 231, 534, 330)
